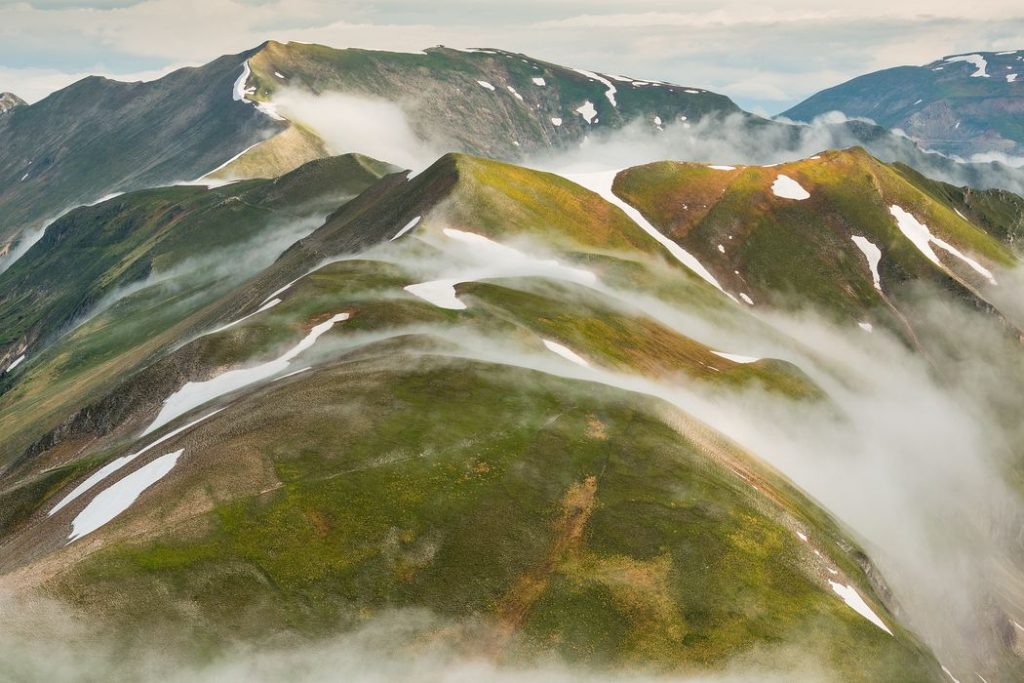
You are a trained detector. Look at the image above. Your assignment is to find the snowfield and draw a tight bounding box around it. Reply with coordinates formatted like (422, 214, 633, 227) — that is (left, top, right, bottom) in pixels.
(405, 279, 467, 310)
(575, 101, 597, 123)
(828, 581, 893, 635)
(850, 235, 883, 291)
(50, 411, 220, 517)
(945, 54, 989, 78)
(771, 175, 810, 200)
(68, 449, 183, 542)
(542, 339, 590, 367)
(562, 171, 735, 301)
(391, 216, 422, 241)
(144, 313, 350, 435)
(889, 206, 996, 285)
(572, 68, 618, 106)
(712, 351, 760, 364)
(404, 228, 598, 310)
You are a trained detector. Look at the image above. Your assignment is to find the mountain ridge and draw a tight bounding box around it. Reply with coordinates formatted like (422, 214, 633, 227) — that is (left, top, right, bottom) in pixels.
(783, 50, 1024, 159)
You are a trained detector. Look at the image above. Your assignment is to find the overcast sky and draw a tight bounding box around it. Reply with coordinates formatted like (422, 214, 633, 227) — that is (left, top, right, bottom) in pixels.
(2, 0, 1023, 113)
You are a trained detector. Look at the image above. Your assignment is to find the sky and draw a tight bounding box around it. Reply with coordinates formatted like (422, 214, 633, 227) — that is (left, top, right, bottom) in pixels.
(1, 0, 1023, 113)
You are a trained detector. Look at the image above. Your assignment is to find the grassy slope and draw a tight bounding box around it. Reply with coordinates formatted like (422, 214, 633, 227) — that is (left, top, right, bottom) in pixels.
(0, 154, 395, 467)
(614, 148, 1017, 331)
(12, 149, 1021, 679)
(43, 340, 938, 681)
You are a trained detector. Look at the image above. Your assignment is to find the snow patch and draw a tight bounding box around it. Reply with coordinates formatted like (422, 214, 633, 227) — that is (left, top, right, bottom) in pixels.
(858, 322, 874, 332)
(828, 581, 893, 635)
(405, 229, 598, 310)
(405, 279, 466, 310)
(551, 117, 562, 126)
(713, 351, 760, 364)
(391, 216, 422, 241)
(563, 171, 734, 300)
(506, 85, 524, 101)
(207, 298, 282, 336)
(232, 61, 255, 101)
(231, 60, 285, 121)
(708, 165, 735, 171)
(946, 54, 989, 78)
(542, 339, 590, 367)
(144, 314, 349, 435)
(262, 276, 302, 305)
(476, 80, 496, 91)
(572, 68, 618, 107)
(5, 354, 25, 372)
(941, 665, 961, 683)
(850, 236, 883, 291)
(50, 411, 220, 517)
(771, 174, 810, 200)
(68, 450, 183, 542)
(888, 206, 997, 285)
(575, 100, 597, 124)
(739, 293, 754, 306)
(531, 77, 546, 86)
(1008, 73, 1018, 83)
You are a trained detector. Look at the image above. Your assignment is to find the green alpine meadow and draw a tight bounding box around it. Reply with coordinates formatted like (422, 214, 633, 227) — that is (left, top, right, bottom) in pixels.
(1, 5, 1023, 683)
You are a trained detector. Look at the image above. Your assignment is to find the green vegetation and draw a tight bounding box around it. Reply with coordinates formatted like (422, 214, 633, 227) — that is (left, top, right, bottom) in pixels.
(59, 351, 938, 680)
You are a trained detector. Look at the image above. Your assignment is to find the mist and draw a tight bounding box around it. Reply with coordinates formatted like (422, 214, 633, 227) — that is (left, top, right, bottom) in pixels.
(272, 88, 443, 172)
(524, 111, 1024, 195)
(320, 227, 1024, 679)
(5, 94, 1024, 681)
(0, 593, 831, 683)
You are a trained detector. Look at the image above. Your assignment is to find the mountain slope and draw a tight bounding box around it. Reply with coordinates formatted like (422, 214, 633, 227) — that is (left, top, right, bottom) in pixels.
(0, 47, 289, 248)
(221, 41, 741, 175)
(783, 50, 1024, 158)
(0, 152, 949, 681)
(0, 146, 1022, 680)
(611, 148, 1019, 339)
(0, 92, 24, 115)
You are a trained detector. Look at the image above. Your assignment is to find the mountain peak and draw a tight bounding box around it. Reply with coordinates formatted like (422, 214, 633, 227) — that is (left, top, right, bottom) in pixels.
(0, 92, 25, 115)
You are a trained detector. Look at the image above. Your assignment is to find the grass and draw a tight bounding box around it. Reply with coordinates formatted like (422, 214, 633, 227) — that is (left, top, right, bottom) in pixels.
(55, 348, 939, 680)
(615, 149, 1018, 331)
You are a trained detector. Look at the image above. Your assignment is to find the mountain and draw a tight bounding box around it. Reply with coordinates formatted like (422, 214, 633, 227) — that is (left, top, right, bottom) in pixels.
(1, 138, 1022, 681)
(0, 48, 282, 255)
(783, 50, 1024, 159)
(7, 40, 1024, 273)
(0, 91, 24, 115)
(0, 41, 745, 254)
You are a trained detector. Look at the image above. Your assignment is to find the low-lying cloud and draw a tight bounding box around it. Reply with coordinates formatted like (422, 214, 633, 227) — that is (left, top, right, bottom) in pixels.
(272, 88, 442, 172)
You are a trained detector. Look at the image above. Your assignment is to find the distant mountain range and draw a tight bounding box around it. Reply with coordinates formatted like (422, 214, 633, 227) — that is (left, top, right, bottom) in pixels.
(784, 50, 1024, 160)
